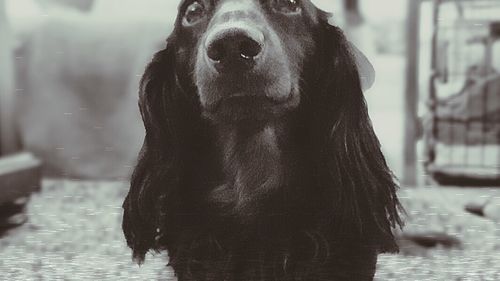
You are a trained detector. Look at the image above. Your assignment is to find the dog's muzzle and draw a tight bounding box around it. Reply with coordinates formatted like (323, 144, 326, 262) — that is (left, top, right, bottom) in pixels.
(196, 0, 297, 121)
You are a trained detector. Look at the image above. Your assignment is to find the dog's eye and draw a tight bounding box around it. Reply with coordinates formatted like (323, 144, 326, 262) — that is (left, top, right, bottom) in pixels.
(183, 1, 206, 26)
(271, 0, 301, 15)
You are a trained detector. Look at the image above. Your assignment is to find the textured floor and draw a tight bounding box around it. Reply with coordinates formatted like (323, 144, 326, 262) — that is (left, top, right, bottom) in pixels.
(0, 180, 172, 281)
(0, 180, 499, 281)
(375, 186, 500, 281)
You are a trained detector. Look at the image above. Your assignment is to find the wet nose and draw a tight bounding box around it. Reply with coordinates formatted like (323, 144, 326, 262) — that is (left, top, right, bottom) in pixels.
(206, 28, 264, 72)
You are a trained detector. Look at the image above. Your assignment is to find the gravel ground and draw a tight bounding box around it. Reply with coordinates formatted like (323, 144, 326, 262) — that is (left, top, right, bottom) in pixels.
(0, 180, 172, 281)
(376, 186, 500, 281)
(0, 180, 499, 280)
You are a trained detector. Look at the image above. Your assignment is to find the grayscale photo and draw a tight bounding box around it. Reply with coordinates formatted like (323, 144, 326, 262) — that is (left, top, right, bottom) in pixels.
(0, 0, 499, 280)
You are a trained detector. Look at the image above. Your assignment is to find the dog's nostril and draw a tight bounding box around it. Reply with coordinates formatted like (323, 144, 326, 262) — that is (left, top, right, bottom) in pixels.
(206, 31, 263, 70)
(239, 38, 262, 60)
(207, 42, 225, 62)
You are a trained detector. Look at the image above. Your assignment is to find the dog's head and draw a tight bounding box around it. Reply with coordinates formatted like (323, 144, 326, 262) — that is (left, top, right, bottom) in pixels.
(123, 0, 401, 264)
(169, 0, 339, 124)
(191, 0, 319, 122)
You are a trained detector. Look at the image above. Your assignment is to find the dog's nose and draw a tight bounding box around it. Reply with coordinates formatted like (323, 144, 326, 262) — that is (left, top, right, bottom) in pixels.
(206, 28, 264, 72)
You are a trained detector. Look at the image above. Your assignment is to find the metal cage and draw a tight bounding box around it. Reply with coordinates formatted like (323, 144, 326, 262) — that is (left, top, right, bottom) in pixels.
(424, 0, 500, 186)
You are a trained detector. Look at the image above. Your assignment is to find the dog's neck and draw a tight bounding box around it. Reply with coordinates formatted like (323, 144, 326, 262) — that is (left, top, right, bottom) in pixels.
(211, 120, 290, 218)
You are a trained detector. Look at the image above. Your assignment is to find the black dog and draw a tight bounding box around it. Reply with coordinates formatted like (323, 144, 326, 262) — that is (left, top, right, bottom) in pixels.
(123, 0, 402, 280)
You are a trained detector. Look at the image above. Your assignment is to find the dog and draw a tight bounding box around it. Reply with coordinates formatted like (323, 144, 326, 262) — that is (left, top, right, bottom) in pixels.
(123, 0, 402, 280)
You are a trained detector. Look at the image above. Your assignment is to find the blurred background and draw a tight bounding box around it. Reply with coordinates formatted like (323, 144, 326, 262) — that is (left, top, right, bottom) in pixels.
(0, 0, 499, 280)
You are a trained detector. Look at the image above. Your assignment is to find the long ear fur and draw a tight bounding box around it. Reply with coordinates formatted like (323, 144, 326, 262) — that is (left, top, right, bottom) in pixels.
(122, 36, 200, 263)
(309, 19, 403, 253)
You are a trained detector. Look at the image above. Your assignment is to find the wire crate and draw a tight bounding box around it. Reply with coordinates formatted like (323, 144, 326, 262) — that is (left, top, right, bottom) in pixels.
(424, 0, 500, 186)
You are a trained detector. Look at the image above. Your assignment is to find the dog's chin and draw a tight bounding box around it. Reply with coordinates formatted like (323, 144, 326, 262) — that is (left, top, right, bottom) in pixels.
(196, 55, 299, 124)
(201, 91, 299, 124)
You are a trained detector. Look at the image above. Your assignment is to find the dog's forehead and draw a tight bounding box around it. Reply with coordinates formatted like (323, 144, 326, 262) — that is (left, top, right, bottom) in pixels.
(207, 0, 320, 23)
(212, 0, 258, 13)
(177, 0, 319, 12)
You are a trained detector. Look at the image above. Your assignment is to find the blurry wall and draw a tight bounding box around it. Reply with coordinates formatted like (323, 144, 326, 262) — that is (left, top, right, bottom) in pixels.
(7, 0, 177, 179)
(0, 0, 16, 154)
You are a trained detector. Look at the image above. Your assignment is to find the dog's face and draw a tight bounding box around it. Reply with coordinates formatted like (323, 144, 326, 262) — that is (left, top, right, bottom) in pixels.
(173, 0, 320, 123)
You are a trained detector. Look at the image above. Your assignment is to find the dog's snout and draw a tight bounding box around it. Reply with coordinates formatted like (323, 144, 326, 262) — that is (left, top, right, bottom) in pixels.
(207, 31, 262, 61)
(205, 27, 264, 72)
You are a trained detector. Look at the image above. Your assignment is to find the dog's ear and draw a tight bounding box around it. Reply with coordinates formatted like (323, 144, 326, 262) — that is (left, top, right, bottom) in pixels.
(122, 36, 196, 263)
(309, 19, 403, 253)
(348, 42, 375, 91)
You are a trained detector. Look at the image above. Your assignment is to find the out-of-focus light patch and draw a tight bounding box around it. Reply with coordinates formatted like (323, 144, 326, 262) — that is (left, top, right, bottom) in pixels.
(312, 0, 409, 23)
(310, 0, 337, 13)
(311, 0, 343, 26)
(92, 0, 177, 22)
(6, 0, 179, 26)
(363, 0, 408, 22)
(5, 0, 45, 36)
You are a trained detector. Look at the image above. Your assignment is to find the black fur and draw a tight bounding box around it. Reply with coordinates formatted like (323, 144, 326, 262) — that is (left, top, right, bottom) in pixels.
(123, 1, 402, 280)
